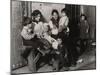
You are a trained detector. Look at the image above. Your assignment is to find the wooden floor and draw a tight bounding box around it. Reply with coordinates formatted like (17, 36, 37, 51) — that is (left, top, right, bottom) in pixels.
(12, 46, 96, 74)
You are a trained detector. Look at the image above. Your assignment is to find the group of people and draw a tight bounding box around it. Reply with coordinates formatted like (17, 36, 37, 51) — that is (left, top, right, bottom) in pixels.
(21, 8, 89, 72)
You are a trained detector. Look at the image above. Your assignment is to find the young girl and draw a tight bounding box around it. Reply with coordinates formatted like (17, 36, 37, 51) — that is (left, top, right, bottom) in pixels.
(57, 8, 70, 46)
(59, 8, 69, 33)
(78, 14, 89, 55)
(21, 17, 36, 47)
(21, 17, 45, 72)
(21, 17, 47, 59)
(48, 9, 60, 39)
(76, 14, 90, 64)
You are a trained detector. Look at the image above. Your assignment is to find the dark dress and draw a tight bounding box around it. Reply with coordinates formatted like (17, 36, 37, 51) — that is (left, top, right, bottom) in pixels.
(79, 20, 89, 39)
(79, 20, 89, 54)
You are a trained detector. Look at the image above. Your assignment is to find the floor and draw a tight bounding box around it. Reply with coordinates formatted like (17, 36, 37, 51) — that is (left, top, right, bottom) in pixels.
(12, 45, 96, 74)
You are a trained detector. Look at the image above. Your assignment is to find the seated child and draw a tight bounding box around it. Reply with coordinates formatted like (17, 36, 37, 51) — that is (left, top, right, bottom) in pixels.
(50, 38, 69, 71)
(21, 17, 47, 60)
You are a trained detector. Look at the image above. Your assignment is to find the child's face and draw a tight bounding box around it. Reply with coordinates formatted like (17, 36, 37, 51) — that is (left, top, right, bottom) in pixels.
(52, 12, 58, 20)
(61, 12, 66, 17)
(81, 16, 85, 20)
(35, 14, 41, 22)
(57, 38, 62, 45)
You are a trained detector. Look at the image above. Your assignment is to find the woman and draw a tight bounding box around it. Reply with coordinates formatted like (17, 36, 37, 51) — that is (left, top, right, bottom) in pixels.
(48, 9, 60, 39)
(31, 10, 47, 37)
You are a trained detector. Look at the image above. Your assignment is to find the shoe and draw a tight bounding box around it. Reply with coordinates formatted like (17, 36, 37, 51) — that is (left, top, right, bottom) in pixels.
(77, 58, 83, 64)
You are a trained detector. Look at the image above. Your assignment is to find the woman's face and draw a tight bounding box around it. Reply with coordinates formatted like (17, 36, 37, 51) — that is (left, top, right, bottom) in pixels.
(35, 14, 41, 22)
(52, 12, 58, 20)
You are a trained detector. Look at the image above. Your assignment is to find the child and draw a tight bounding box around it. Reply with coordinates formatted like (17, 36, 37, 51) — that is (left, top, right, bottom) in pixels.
(21, 17, 35, 41)
(78, 14, 89, 54)
(22, 17, 49, 58)
(59, 8, 69, 33)
(51, 38, 69, 71)
(48, 9, 60, 39)
(21, 17, 44, 50)
(31, 10, 53, 50)
(77, 14, 89, 64)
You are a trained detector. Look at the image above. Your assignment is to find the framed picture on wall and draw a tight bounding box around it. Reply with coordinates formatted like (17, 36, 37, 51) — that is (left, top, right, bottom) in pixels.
(11, 0, 96, 74)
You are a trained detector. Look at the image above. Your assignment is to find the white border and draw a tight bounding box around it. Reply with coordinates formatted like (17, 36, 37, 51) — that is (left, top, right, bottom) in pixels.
(0, 0, 100, 75)
(18, 0, 96, 5)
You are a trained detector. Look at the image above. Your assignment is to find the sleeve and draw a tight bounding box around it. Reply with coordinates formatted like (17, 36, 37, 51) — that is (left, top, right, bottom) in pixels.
(21, 27, 35, 40)
(64, 16, 69, 27)
(86, 21, 89, 30)
(59, 16, 69, 27)
(43, 23, 49, 32)
(59, 17, 64, 27)
(48, 21, 54, 29)
(85, 21, 89, 33)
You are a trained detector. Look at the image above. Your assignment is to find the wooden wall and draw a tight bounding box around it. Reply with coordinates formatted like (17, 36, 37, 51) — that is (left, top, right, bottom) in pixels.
(11, 1, 23, 69)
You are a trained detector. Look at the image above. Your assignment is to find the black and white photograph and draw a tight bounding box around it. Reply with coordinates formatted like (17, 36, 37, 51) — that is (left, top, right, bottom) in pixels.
(11, 0, 96, 74)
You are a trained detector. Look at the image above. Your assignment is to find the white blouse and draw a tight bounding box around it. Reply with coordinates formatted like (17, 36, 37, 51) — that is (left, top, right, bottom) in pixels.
(48, 21, 58, 35)
(59, 16, 69, 32)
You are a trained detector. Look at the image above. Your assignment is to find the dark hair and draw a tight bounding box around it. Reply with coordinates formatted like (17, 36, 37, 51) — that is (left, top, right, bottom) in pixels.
(31, 10, 45, 22)
(23, 17, 32, 26)
(61, 8, 67, 15)
(80, 14, 87, 20)
(51, 9, 59, 16)
(51, 9, 60, 26)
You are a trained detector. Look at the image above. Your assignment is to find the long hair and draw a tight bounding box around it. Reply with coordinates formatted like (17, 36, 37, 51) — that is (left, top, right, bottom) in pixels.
(31, 10, 45, 23)
(51, 9, 60, 27)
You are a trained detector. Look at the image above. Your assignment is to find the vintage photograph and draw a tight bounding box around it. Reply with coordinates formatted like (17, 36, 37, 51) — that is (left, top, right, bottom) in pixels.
(11, 0, 96, 74)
